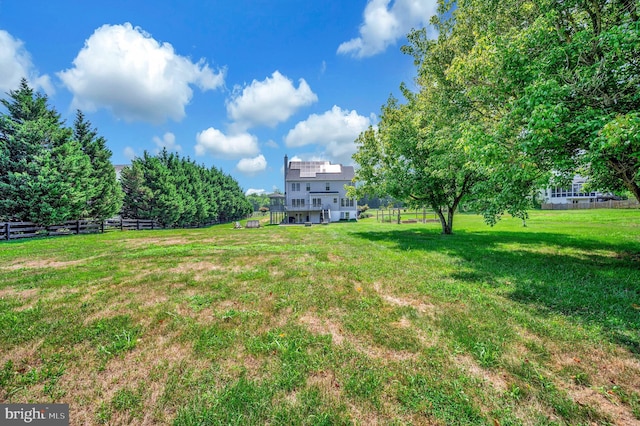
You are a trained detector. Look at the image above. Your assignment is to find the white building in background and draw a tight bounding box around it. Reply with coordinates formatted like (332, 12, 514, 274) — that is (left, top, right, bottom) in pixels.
(283, 156, 357, 224)
(540, 175, 605, 206)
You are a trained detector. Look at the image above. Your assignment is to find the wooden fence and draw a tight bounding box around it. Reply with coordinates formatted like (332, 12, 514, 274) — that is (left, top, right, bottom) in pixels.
(541, 199, 639, 210)
(0, 218, 209, 241)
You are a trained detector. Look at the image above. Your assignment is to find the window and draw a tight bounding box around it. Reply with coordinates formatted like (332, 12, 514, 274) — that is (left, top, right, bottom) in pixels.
(341, 198, 345, 207)
(291, 182, 300, 192)
(325, 182, 330, 191)
(345, 212, 350, 220)
(333, 198, 337, 204)
(306, 183, 310, 191)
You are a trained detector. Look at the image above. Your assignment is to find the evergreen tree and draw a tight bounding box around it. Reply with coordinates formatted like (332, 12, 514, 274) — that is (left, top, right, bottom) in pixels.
(73, 110, 123, 219)
(119, 151, 250, 226)
(0, 79, 91, 224)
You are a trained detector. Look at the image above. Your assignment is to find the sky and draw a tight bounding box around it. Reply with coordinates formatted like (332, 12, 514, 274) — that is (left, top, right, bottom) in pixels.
(0, 0, 438, 195)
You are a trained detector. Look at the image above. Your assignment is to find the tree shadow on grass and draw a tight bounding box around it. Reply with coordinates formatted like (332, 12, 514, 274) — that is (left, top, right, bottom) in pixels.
(350, 228, 640, 354)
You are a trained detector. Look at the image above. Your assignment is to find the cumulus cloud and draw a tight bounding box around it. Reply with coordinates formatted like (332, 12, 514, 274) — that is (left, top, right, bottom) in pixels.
(152, 132, 182, 153)
(236, 154, 267, 176)
(338, 0, 437, 58)
(58, 23, 224, 123)
(265, 140, 279, 149)
(245, 188, 267, 196)
(0, 30, 53, 94)
(195, 127, 259, 159)
(226, 71, 318, 130)
(284, 106, 372, 163)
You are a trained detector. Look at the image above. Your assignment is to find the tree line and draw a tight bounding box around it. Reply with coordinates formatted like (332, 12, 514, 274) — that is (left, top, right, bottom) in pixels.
(351, 0, 639, 234)
(0, 79, 251, 227)
(120, 150, 252, 227)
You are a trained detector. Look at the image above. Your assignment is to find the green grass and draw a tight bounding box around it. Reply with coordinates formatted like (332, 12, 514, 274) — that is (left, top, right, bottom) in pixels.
(0, 209, 639, 424)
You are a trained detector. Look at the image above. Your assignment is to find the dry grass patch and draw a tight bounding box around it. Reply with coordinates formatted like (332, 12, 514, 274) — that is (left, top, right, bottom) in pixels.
(1, 258, 90, 271)
(299, 312, 345, 345)
(373, 281, 436, 317)
(454, 354, 509, 392)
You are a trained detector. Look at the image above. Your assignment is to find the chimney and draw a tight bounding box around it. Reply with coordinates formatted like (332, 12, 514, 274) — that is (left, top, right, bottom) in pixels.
(284, 155, 288, 197)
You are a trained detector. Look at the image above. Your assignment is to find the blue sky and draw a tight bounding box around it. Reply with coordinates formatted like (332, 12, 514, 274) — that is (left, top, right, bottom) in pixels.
(0, 0, 438, 194)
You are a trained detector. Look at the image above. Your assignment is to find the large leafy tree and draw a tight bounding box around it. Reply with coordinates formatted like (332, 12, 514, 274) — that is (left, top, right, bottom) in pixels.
(351, 18, 536, 234)
(440, 0, 640, 199)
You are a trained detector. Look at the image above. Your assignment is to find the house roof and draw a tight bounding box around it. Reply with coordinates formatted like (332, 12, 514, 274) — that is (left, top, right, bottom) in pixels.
(286, 161, 354, 181)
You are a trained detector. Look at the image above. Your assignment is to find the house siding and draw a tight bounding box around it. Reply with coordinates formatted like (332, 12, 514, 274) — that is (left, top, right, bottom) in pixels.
(284, 158, 357, 224)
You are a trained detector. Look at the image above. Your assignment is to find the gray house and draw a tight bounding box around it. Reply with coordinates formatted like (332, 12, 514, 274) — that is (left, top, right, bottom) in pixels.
(283, 156, 357, 224)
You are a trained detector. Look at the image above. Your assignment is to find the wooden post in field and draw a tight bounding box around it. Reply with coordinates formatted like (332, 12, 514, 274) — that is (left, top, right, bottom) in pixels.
(77, 220, 81, 235)
(4, 223, 9, 241)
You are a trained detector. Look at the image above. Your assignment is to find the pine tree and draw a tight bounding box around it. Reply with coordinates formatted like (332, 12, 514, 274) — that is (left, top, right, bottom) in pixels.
(0, 79, 91, 224)
(73, 110, 123, 219)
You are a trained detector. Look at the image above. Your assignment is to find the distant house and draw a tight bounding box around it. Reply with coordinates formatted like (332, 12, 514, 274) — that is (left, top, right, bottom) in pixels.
(539, 176, 605, 207)
(283, 156, 357, 224)
(113, 165, 128, 180)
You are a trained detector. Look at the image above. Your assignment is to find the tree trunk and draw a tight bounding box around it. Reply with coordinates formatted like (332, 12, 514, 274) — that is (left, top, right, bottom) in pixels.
(435, 208, 453, 235)
(627, 180, 640, 204)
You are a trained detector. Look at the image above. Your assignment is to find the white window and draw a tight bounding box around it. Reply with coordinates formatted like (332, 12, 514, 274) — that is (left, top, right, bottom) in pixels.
(325, 182, 330, 191)
(306, 183, 310, 191)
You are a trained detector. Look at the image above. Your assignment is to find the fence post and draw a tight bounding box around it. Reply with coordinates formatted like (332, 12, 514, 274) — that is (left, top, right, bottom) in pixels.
(77, 220, 81, 235)
(4, 223, 9, 241)
(137, 220, 141, 230)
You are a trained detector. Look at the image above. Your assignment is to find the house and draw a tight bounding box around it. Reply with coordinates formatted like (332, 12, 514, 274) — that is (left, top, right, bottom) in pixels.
(539, 176, 604, 208)
(283, 156, 357, 224)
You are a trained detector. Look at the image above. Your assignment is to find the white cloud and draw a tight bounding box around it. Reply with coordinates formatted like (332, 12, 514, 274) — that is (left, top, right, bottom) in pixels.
(0, 30, 53, 94)
(58, 23, 224, 123)
(195, 127, 259, 159)
(338, 0, 437, 58)
(236, 154, 267, 176)
(245, 188, 267, 196)
(284, 106, 372, 163)
(153, 132, 182, 153)
(226, 71, 317, 130)
(265, 140, 279, 149)
(123, 146, 137, 160)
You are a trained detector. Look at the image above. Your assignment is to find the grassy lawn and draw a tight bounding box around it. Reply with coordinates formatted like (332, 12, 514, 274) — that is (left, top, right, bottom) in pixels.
(1, 209, 639, 425)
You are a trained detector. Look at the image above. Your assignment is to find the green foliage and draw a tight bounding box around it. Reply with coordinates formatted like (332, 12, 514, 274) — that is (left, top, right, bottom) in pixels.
(439, 0, 640, 200)
(73, 110, 123, 219)
(353, 1, 640, 233)
(120, 149, 252, 226)
(0, 80, 122, 224)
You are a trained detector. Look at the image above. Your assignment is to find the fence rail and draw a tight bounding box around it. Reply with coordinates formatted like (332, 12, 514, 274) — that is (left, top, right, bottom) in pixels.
(541, 199, 639, 210)
(0, 218, 172, 241)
